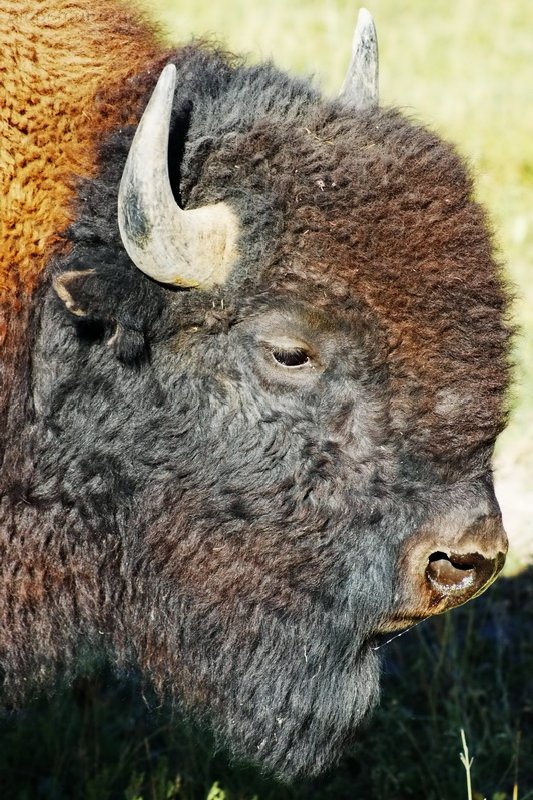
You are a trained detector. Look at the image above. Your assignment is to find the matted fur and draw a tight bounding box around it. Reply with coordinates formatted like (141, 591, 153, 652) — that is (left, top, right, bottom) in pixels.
(0, 0, 511, 779)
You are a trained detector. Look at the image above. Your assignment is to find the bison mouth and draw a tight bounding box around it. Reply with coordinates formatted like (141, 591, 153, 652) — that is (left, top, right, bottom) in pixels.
(367, 618, 428, 652)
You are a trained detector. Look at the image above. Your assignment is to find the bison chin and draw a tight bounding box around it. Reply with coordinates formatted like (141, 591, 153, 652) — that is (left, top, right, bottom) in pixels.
(129, 586, 381, 779)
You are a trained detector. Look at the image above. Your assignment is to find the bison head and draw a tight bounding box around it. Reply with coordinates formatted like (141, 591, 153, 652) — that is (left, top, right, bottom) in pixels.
(28, 10, 510, 779)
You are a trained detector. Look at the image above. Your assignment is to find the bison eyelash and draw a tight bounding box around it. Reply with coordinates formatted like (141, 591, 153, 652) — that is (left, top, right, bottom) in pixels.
(271, 347, 311, 368)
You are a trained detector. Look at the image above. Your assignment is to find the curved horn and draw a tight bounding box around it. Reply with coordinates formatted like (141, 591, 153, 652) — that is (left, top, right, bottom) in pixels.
(339, 8, 379, 110)
(118, 64, 239, 288)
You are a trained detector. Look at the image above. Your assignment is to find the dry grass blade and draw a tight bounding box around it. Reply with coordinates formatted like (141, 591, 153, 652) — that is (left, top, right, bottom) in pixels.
(460, 729, 475, 800)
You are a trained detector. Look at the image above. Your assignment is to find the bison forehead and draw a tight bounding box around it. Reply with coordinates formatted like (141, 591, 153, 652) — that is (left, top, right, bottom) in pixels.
(190, 106, 510, 463)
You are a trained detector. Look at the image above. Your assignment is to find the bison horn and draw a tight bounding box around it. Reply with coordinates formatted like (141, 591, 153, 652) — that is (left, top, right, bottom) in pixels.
(118, 63, 239, 288)
(339, 8, 379, 110)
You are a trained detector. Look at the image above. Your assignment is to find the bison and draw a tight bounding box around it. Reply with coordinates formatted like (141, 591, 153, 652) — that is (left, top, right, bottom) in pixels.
(0, 0, 511, 779)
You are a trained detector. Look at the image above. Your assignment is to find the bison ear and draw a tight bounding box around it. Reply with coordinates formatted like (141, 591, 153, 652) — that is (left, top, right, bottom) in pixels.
(53, 270, 146, 362)
(53, 270, 100, 318)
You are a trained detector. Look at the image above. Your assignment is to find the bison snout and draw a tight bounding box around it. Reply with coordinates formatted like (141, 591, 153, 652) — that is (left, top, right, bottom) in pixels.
(389, 512, 508, 629)
(425, 547, 504, 595)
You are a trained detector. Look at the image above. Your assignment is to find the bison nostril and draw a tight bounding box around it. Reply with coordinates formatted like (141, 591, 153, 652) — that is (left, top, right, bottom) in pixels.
(426, 551, 481, 591)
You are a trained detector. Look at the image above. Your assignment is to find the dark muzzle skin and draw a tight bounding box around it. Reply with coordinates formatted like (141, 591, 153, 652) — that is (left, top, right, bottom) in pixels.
(386, 485, 508, 631)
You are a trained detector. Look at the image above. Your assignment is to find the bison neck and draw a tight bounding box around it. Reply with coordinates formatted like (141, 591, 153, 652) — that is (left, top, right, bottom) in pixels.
(0, 307, 127, 696)
(0, 492, 117, 697)
(0, 417, 127, 699)
(0, 0, 171, 694)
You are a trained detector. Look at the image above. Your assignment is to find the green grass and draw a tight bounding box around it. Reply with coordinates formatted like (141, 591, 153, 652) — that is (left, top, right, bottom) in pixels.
(2, 1, 532, 797)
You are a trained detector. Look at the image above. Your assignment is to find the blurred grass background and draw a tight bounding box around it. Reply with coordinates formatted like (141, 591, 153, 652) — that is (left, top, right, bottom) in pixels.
(2, 0, 531, 798)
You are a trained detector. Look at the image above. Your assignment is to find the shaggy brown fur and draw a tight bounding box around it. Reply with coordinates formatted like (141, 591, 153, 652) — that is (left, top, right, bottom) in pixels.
(0, 0, 164, 309)
(208, 114, 510, 464)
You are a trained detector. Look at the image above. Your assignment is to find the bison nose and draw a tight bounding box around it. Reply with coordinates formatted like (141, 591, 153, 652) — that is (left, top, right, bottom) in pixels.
(425, 545, 505, 598)
(390, 512, 508, 629)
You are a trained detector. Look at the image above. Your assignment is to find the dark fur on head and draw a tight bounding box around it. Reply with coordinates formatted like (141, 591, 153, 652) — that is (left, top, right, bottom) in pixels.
(0, 0, 510, 780)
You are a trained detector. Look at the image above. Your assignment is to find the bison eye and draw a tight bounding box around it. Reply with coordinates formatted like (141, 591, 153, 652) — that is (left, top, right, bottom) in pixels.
(271, 347, 311, 368)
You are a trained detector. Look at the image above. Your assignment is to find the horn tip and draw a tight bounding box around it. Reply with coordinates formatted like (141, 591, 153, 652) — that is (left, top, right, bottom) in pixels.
(355, 8, 377, 39)
(161, 62, 177, 78)
(357, 8, 373, 23)
(156, 63, 178, 96)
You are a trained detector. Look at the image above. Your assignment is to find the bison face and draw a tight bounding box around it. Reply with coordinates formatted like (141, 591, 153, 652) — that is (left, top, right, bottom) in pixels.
(40, 265, 507, 777)
(34, 38, 509, 778)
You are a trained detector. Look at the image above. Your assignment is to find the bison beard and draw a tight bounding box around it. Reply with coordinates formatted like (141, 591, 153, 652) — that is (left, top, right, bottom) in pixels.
(0, 0, 510, 781)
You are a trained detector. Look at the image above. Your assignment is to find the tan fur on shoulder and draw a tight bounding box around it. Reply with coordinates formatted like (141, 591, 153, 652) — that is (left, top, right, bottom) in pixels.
(0, 0, 166, 331)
